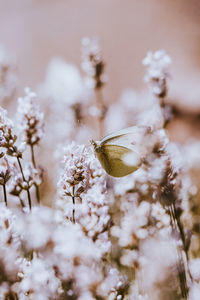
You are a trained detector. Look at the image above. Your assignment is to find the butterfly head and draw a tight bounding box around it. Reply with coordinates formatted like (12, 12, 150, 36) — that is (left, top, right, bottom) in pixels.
(90, 140, 101, 153)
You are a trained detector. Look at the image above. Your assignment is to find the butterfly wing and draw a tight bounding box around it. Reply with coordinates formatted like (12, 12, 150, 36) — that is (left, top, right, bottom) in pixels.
(101, 126, 140, 143)
(101, 126, 146, 153)
(97, 144, 139, 177)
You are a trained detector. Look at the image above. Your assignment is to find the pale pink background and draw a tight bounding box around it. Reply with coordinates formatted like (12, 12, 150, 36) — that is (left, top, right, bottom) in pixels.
(1, 0, 200, 112)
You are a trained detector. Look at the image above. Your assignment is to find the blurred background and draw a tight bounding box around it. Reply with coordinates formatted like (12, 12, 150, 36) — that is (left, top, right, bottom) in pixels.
(0, 0, 200, 142)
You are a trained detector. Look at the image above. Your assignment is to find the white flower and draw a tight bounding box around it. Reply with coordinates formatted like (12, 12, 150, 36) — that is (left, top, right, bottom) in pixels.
(97, 267, 127, 299)
(58, 142, 106, 197)
(13, 255, 60, 300)
(58, 142, 91, 197)
(0, 45, 17, 102)
(15, 206, 54, 249)
(143, 50, 171, 97)
(189, 259, 200, 281)
(41, 58, 87, 106)
(0, 106, 16, 154)
(17, 87, 44, 146)
(189, 283, 200, 300)
(81, 37, 106, 89)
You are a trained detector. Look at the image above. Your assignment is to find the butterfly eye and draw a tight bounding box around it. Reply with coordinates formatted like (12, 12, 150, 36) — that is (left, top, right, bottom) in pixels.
(90, 140, 101, 152)
(90, 140, 95, 146)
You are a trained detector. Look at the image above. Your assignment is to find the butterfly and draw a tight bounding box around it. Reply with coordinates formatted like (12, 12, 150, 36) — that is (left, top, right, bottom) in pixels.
(91, 126, 148, 177)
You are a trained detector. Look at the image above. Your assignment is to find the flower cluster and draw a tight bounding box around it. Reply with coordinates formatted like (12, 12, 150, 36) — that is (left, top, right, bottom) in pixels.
(143, 50, 171, 98)
(57, 142, 111, 256)
(81, 37, 107, 90)
(0, 106, 21, 158)
(0, 203, 129, 300)
(17, 87, 44, 147)
(58, 142, 91, 199)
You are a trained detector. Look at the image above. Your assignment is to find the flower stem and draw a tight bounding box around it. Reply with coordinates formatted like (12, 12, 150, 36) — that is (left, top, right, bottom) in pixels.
(167, 205, 188, 299)
(72, 186, 75, 224)
(19, 196, 25, 208)
(171, 203, 193, 281)
(17, 157, 32, 210)
(96, 88, 105, 139)
(3, 184, 7, 206)
(30, 144, 40, 204)
(30, 144, 36, 167)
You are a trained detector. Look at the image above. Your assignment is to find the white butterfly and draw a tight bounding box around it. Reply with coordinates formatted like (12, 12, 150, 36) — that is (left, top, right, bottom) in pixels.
(91, 126, 149, 177)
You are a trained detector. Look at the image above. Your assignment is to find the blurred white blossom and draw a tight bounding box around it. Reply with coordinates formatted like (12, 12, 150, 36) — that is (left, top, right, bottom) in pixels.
(0, 45, 17, 102)
(81, 37, 107, 89)
(143, 50, 171, 97)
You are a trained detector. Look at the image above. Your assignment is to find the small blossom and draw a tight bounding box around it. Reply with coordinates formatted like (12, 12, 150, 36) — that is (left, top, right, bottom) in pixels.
(41, 58, 86, 106)
(81, 37, 107, 89)
(17, 87, 44, 146)
(189, 259, 200, 281)
(0, 156, 11, 186)
(58, 142, 91, 198)
(13, 255, 61, 300)
(0, 45, 17, 102)
(97, 267, 128, 299)
(8, 162, 36, 198)
(143, 50, 171, 98)
(0, 107, 21, 158)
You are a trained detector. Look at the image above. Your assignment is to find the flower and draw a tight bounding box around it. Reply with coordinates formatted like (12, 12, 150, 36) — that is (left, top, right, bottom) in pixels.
(0, 106, 20, 157)
(17, 87, 44, 146)
(143, 50, 171, 98)
(13, 255, 61, 300)
(0, 156, 11, 186)
(58, 142, 91, 198)
(81, 37, 107, 89)
(0, 45, 17, 102)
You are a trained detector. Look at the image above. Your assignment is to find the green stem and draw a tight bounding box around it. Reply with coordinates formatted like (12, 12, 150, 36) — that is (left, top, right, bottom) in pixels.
(17, 157, 32, 210)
